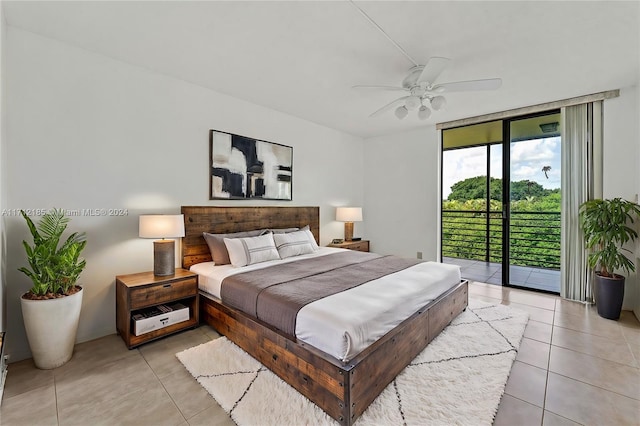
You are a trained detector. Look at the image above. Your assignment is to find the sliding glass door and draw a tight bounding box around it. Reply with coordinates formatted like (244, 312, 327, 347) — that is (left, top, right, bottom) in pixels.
(442, 111, 561, 293)
(506, 114, 561, 292)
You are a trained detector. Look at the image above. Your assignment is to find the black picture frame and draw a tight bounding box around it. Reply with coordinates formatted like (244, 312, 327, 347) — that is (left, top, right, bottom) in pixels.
(209, 130, 293, 200)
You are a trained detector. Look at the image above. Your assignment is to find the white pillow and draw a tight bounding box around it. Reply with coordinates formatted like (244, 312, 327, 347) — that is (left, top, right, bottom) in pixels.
(224, 233, 280, 267)
(273, 229, 317, 259)
(300, 225, 320, 251)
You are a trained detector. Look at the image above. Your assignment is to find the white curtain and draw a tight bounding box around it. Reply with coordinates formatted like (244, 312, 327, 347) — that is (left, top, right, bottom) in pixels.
(560, 102, 602, 302)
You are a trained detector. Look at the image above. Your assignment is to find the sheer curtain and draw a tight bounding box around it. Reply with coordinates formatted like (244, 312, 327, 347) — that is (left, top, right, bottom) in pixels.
(560, 102, 603, 302)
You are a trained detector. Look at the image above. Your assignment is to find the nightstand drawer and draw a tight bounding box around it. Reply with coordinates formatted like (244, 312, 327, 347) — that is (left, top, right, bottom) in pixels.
(347, 241, 369, 252)
(130, 277, 197, 309)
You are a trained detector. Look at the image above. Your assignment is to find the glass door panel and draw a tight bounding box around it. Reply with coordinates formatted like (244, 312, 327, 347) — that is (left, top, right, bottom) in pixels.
(507, 114, 561, 292)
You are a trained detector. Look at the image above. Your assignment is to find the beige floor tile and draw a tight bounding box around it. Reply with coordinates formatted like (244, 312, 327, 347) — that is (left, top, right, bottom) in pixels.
(542, 410, 581, 426)
(469, 284, 506, 300)
(549, 345, 640, 400)
(524, 320, 553, 343)
(53, 334, 136, 378)
(504, 290, 557, 310)
(621, 325, 640, 346)
(552, 326, 637, 367)
(493, 394, 543, 426)
(469, 294, 503, 305)
(59, 383, 185, 425)
(140, 329, 212, 379)
(0, 383, 58, 426)
(161, 365, 216, 419)
(198, 324, 221, 340)
(618, 310, 640, 329)
(56, 353, 159, 411)
(504, 360, 547, 407)
(187, 403, 235, 426)
(502, 300, 555, 324)
(545, 372, 640, 425)
(139, 328, 211, 358)
(628, 342, 640, 365)
(3, 358, 54, 399)
(516, 337, 551, 370)
(555, 298, 598, 317)
(553, 310, 626, 342)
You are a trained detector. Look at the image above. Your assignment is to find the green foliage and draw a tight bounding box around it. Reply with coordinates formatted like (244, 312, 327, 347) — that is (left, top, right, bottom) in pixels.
(447, 176, 553, 202)
(579, 198, 640, 277)
(18, 209, 87, 296)
(442, 193, 562, 269)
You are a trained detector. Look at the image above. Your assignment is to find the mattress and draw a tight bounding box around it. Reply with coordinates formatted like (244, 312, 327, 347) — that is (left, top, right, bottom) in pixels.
(191, 248, 461, 361)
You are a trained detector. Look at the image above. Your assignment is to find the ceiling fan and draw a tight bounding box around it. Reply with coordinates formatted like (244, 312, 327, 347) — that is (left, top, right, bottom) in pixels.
(350, 1, 502, 120)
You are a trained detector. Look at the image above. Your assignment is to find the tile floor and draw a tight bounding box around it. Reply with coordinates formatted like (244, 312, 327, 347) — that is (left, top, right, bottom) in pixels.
(444, 257, 561, 293)
(1, 282, 639, 425)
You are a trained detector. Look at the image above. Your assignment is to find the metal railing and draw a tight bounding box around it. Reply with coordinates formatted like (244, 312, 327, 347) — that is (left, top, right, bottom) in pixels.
(442, 210, 560, 270)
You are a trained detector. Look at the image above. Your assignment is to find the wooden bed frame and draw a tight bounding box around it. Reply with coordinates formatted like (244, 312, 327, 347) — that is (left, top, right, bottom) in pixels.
(181, 206, 468, 426)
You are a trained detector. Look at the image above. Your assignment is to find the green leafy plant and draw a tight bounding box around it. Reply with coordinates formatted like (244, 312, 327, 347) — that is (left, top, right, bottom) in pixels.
(18, 209, 87, 298)
(579, 198, 640, 277)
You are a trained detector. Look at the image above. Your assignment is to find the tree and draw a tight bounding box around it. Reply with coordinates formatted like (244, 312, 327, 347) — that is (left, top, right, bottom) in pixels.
(447, 176, 501, 201)
(510, 180, 547, 200)
(448, 176, 550, 202)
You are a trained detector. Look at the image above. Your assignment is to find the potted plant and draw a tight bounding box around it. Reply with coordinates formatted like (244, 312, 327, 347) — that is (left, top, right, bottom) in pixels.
(18, 209, 87, 369)
(579, 198, 640, 320)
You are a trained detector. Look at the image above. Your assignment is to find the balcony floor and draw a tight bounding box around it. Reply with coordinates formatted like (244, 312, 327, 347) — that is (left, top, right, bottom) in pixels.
(443, 257, 560, 294)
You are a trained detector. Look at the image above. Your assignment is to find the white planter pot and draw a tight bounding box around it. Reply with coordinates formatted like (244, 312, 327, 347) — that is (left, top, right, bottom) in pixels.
(21, 288, 83, 369)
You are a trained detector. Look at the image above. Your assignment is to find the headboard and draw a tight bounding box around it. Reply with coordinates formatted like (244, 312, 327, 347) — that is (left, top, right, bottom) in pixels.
(181, 206, 320, 268)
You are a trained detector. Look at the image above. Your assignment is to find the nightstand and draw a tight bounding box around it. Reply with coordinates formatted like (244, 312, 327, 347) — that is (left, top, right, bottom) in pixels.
(327, 240, 370, 252)
(116, 269, 199, 348)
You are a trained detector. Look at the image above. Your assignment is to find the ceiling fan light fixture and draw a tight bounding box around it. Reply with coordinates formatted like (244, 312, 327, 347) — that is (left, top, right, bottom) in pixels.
(395, 105, 409, 119)
(405, 95, 421, 111)
(418, 105, 431, 120)
(430, 96, 447, 111)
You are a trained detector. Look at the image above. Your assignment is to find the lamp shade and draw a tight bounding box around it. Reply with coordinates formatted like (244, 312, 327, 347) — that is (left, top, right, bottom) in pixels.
(139, 215, 185, 239)
(336, 207, 363, 222)
(394, 105, 408, 119)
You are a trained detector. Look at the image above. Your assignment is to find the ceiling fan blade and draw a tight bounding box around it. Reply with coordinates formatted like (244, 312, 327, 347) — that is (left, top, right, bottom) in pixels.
(417, 57, 450, 85)
(369, 96, 409, 118)
(433, 78, 502, 93)
(352, 85, 407, 92)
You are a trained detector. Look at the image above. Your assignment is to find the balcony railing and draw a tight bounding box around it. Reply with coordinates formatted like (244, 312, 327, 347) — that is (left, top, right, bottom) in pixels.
(442, 210, 561, 270)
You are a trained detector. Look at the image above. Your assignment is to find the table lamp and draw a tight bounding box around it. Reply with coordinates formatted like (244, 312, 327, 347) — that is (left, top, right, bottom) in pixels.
(336, 207, 362, 242)
(139, 214, 185, 276)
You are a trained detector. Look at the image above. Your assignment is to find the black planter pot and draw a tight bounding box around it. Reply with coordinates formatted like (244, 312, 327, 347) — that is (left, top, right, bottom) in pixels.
(594, 273, 625, 320)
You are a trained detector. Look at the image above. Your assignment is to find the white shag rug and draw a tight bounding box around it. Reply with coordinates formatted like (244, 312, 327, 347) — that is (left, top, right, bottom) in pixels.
(177, 300, 528, 426)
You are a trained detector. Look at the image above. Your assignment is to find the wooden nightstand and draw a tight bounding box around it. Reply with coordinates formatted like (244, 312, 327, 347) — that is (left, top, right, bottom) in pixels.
(327, 240, 370, 252)
(116, 269, 199, 349)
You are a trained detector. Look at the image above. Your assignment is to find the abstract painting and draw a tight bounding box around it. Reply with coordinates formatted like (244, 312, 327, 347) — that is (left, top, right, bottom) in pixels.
(209, 130, 293, 200)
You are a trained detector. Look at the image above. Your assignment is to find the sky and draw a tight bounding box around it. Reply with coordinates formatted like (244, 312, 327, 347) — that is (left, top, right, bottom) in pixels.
(442, 136, 561, 199)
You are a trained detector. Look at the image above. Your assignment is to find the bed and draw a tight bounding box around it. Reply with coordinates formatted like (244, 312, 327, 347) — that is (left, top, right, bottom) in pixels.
(181, 206, 468, 426)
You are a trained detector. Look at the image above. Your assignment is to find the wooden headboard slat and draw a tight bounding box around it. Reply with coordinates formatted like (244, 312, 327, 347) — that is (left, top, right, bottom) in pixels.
(181, 206, 320, 269)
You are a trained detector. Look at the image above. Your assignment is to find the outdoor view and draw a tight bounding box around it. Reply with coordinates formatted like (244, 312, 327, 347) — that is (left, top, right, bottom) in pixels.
(442, 116, 561, 292)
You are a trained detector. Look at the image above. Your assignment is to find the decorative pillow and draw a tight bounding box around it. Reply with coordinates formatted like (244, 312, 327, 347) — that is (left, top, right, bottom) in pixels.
(261, 227, 299, 235)
(300, 225, 320, 251)
(203, 230, 263, 265)
(273, 229, 317, 259)
(224, 233, 281, 267)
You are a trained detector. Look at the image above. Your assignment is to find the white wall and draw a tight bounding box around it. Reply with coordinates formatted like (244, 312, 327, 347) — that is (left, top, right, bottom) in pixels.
(363, 126, 439, 260)
(0, 2, 6, 333)
(4, 27, 364, 362)
(602, 85, 639, 311)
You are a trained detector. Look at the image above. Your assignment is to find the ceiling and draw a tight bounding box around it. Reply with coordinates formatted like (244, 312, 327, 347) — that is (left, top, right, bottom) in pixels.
(3, 1, 639, 138)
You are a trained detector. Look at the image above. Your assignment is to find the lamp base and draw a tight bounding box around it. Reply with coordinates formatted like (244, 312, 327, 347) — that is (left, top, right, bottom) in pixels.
(344, 222, 354, 242)
(153, 240, 175, 276)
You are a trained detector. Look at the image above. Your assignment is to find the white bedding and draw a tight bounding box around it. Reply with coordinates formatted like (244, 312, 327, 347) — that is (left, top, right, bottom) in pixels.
(191, 248, 461, 361)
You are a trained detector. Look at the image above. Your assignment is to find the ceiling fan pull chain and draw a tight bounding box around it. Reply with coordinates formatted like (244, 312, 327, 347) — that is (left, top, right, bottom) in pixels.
(349, 0, 418, 67)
